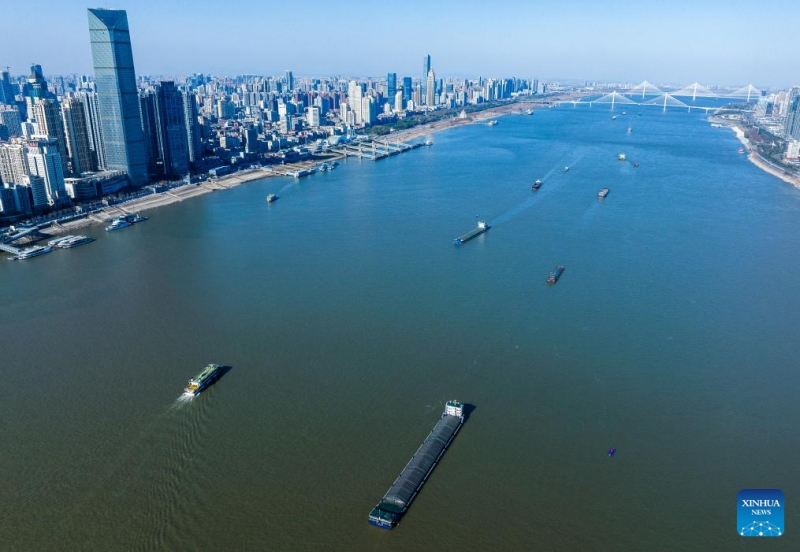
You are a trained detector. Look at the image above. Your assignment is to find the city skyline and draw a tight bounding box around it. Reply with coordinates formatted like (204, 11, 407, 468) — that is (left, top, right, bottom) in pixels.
(2, 1, 798, 87)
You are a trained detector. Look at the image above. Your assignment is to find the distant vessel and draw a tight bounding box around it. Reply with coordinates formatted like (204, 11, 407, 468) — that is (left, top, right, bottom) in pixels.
(622, 111, 627, 115)
(105, 218, 131, 232)
(9, 245, 52, 260)
(48, 235, 77, 247)
(368, 400, 465, 529)
(627, 127, 632, 133)
(454, 220, 490, 245)
(524, 108, 534, 115)
(563, 166, 569, 173)
(184, 364, 222, 396)
(266, 194, 278, 203)
(424, 139, 433, 146)
(532, 179, 542, 191)
(486, 120, 498, 126)
(738, 147, 745, 154)
(598, 188, 610, 199)
(547, 265, 565, 284)
(617, 153, 627, 161)
(608, 447, 617, 457)
(632, 161, 640, 168)
(611, 115, 617, 120)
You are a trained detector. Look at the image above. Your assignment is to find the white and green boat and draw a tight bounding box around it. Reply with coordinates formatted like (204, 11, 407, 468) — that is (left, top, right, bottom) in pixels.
(184, 364, 221, 396)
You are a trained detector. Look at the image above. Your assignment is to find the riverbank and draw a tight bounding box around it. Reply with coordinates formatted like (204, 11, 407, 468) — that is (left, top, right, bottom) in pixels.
(709, 116, 800, 190)
(54, 158, 335, 235)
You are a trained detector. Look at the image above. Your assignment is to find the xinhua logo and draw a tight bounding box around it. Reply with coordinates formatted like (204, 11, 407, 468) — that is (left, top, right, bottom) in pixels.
(738, 489, 783, 537)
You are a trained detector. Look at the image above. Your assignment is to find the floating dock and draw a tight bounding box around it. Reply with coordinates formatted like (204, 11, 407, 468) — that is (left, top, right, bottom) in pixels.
(368, 400, 465, 529)
(454, 221, 490, 244)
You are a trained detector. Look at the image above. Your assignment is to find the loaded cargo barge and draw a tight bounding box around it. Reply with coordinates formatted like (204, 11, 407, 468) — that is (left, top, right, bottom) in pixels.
(454, 221, 490, 244)
(368, 400, 465, 529)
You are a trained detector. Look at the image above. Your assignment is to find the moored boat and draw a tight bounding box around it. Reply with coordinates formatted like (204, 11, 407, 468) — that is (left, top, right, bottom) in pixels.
(486, 120, 498, 126)
(105, 217, 131, 232)
(125, 213, 148, 223)
(547, 265, 565, 284)
(184, 364, 222, 396)
(10, 245, 52, 260)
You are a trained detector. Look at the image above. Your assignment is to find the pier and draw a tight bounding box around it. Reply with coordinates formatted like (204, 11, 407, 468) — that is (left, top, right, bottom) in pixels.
(368, 401, 465, 529)
(330, 139, 422, 161)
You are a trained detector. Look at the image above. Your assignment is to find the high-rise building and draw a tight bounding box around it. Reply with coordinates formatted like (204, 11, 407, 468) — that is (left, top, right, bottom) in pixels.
(154, 81, 189, 176)
(0, 70, 14, 105)
(387, 73, 397, 105)
(285, 70, 294, 92)
(32, 98, 69, 173)
(0, 142, 29, 185)
(361, 96, 376, 125)
(306, 106, 321, 128)
(348, 80, 363, 125)
(26, 138, 66, 207)
(182, 91, 202, 167)
(62, 96, 95, 174)
(26, 65, 50, 101)
(79, 92, 106, 169)
(426, 69, 436, 107)
(422, 54, 431, 98)
(394, 91, 404, 112)
(139, 91, 160, 177)
(786, 87, 800, 141)
(402, 77, 412, 104)
(0, 106, 23, 138)
(88, 8, 148, 186)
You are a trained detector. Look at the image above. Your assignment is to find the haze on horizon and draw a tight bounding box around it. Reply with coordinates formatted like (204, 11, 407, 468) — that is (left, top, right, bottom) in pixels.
(3, 0, 798, 88)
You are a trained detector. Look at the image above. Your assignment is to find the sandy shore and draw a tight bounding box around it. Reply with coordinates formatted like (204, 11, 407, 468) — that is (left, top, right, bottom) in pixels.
(709, 117, 800, 190)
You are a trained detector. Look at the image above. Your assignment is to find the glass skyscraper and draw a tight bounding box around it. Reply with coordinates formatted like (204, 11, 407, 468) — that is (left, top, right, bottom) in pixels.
(88, 8, 148, 186)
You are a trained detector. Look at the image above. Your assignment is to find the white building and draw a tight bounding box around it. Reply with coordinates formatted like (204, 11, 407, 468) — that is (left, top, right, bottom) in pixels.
(306, 106, 320, 128)
(26, 138, 66, 207)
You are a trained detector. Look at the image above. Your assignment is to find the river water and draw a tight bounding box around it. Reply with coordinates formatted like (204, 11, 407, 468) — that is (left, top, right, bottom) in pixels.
(2, 106, 799, 551)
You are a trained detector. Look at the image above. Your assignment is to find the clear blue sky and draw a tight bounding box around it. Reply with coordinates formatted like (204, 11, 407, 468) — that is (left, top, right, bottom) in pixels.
(3, 0, 798, 87)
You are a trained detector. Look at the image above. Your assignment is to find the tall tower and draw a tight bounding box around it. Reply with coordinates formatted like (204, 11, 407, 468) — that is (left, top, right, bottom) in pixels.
(426, 68, 435, 107)
(0, 69, 14, 105)
(154, 81, 189, 177)
(285, 70, 294, 92)
(402, 77, 412, 104)
(348, 80, 363, 125)
(62, 96, 95, 174)
(182, 90, 202, 168)
(422, 54, 431, 101)
(387, 73, 397, 105)
(88, 8, 148, 186)
(786, 87, 800, 141)
(32, 99, 69, 174)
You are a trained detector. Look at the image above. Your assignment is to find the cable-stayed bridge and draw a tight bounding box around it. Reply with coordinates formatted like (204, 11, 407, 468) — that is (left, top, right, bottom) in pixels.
(556, 81, 762, 112)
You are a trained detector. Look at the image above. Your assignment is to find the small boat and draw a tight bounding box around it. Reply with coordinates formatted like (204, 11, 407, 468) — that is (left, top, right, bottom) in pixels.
(627, 127, 632, 133)
(547, 265, 565, 284)
(105, 217, 131, 232)
(622, 111, 627, 115)
(524, 108, 534, 115)
(598, 188, 609, 199)
(184, 364, 222, 396)
(611, 115, 617, 120)
(607, 447, 616, 457)
(125, 213, 148, 223)
(532, 179, 542, 191)
(562, 166, 569, 173)
(424, 140, 433, 146)
(9, 245, 52, 261)
(486, 120, 498, 126)
(266, 194, 278, 203)
(632, 161, 640, 168)
(738, 147, 745, 154)
(57, 235, 94, 249)
(617, 153, 627, 161)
